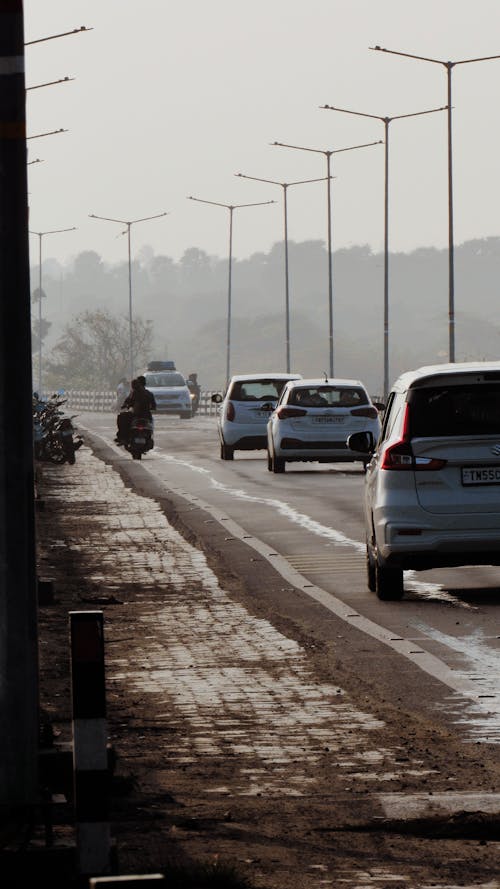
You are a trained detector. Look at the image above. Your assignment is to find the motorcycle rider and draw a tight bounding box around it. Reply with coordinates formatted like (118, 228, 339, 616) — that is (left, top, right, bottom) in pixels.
(115, 376, 156, 445)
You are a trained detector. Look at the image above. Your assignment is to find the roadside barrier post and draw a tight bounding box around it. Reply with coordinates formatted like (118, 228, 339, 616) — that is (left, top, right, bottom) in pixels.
(70, 611, 112, 876)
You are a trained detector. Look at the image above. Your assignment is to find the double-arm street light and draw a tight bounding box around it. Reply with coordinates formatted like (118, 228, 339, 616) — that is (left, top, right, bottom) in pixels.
(29, 227, 77, 393)
(188, 196, 275, 385)
(322, 103, 446, 397)
(89, 212, 168, 380)
(272, 139, 382, 377)
(235, 172, 329, 372)
(370, 45, 500, 364)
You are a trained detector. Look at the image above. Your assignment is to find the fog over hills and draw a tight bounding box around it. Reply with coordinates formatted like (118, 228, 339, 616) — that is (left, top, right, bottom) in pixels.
(34, 237, 500, 395)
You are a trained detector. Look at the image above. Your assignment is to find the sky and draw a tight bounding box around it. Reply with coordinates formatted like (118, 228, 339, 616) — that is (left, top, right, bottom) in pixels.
(24, 0, 500, 268)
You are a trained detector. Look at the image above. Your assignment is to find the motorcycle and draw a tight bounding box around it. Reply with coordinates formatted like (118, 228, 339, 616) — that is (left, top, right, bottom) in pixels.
(55, 415, 84, 464)
(33, 393, 83, 464)
(124, 416, 154, 460)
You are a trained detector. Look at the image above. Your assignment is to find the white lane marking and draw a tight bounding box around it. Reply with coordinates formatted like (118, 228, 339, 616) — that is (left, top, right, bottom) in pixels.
(147, 450, 500, 733)
(150, 449, 454, 601)
(85, 432, 500, 737)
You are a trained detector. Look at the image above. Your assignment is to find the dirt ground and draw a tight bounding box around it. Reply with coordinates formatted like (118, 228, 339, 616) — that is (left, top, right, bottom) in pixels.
(19, 445, 500, 888)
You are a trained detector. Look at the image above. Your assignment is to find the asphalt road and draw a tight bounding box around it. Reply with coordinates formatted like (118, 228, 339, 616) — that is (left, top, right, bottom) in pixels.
(80, 411, 500, 749)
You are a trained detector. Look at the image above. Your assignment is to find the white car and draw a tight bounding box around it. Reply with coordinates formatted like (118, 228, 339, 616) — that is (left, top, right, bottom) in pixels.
(142, 370, 192, 418)
(348, 361, 500, 601)
(212, 373, 302, 460)
(267, 378, 382, 473)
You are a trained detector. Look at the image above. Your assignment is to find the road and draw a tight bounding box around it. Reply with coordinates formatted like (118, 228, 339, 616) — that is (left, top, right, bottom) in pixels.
(81, 410, 500, 745)
(69, 410, 500, 886)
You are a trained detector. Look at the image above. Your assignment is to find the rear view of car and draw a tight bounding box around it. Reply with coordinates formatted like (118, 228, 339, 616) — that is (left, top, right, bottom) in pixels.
(267, 378, 381, 472)
(348, 361, 500, 601)
(212, 373, 302, 460)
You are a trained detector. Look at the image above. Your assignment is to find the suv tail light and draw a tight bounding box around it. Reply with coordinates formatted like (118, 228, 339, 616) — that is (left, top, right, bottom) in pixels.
(226, 402, 235, 421)
(381, 404, 447, 471)
(350, 406, 378, 419)
(276, 407, 307, 419)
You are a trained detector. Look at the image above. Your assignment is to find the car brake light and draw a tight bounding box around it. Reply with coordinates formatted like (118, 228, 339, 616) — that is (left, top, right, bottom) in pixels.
(226, 402, 235, 421)
(276, 407, 308, 419)
(380, 404, 447, 471)
(350, 406, 379, 419)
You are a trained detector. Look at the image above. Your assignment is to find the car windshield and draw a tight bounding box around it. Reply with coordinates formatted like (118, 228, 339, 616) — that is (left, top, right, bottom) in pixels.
(229, 380, 288, 401)
(289, 386, 368, 408)
(409, 383, 500, 436)
(145, 373, 186, 387)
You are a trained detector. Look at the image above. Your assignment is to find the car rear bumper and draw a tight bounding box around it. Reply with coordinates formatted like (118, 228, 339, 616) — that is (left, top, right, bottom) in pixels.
(378, 521, 500, 569)
(222, 434, 268, 450)
(274, 437, 367, 461)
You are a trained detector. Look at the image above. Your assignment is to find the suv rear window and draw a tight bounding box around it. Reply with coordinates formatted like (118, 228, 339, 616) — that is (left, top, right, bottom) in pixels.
(229, 380, 287, 401)
(409, 383, 500, 436)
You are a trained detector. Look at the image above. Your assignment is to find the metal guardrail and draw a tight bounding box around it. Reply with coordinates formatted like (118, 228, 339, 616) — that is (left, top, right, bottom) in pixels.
(50, 390, 220, 416)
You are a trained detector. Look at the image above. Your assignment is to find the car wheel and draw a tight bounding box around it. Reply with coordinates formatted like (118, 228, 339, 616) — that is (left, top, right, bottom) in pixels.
(375, 557, 404, 601)
(267, 449, 272, 471)
(180, 412, 192, 419)
(271, 452, 285, 473)
(366, 540, 376, 593)
(220, 442, 234, 460)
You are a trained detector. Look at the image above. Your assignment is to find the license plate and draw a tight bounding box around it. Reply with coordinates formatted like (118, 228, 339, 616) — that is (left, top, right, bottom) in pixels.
(312, 416, 345, 424)
(462, 466, 500, 486)
(256, 410, 272, 418)
(134, 437, 146, 444)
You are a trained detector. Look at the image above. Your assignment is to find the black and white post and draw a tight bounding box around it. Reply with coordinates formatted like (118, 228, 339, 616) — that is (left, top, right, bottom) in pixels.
(70, 610, 111, 875)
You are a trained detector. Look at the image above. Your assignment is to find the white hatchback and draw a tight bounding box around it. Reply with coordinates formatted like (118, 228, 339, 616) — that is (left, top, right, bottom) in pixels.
(267, 377, 382, 473)
(348, 361, 500, 601)
(212, 373, 302, 460)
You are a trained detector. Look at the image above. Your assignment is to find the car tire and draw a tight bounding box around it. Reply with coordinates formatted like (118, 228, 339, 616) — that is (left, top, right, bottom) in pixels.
(366, 541, 376, 593)
(180, 412, 192, 419)
(271, 452, 285, 473)
(220, 442, 234, 460)
(375, 556, 404, 601)
(267, 449, 272, 471)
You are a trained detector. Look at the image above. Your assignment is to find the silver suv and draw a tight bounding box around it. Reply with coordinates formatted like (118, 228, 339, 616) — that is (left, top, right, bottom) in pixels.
(348, 362, 500, 601)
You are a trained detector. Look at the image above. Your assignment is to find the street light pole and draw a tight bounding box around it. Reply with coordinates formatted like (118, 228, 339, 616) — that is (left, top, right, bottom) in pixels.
(89, 212, 168, 380)
(235, 172, 328, 372)
(29, 227, 77, 394)
(272, 139, 382, 377)
(187, 196, 275, 385)
(321, 104, 445, 398)
(370, 45, 500, 364)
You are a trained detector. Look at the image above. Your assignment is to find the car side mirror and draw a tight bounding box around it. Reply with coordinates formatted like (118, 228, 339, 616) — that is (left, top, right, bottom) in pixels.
(373, 402, 385, 412)
(211, 393, 223, 403)
(347, 430, 375, 454)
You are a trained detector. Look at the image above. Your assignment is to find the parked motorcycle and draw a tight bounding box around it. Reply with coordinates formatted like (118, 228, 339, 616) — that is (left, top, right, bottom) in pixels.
(124, 416, 154, 460)
(33, 393, 83, 464)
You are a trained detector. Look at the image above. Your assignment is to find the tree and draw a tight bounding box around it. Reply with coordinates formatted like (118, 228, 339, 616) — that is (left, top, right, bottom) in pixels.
(45, 309, 153, 390)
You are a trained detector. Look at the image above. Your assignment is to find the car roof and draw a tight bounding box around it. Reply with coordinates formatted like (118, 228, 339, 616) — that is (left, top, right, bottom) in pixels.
(391, 361, 500, 392)
(228, 373, 302, 383)
(285, 377, 368, 389)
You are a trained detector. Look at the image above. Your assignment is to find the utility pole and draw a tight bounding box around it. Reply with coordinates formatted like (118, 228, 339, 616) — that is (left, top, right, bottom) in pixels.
(0, 0, 39, 817)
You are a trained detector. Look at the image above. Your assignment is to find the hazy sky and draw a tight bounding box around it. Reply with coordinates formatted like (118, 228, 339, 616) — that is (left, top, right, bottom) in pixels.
(25, 0, 500, 268)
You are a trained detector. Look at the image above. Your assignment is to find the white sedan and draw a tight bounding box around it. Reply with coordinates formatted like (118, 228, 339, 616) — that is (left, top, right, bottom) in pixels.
(267, 378, 382, 473)
(211, 373, 302, 460)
